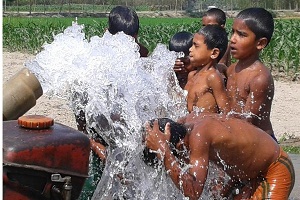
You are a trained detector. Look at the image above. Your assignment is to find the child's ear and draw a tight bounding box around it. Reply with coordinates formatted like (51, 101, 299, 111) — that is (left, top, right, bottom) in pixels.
(256, 37, 268, 50)
(210, 48, 220, 60)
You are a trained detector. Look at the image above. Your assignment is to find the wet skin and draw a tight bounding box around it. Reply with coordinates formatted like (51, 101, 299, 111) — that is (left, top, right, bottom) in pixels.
(227, 18, 275, 138)
(145, 112, 280, 200)
(185, 33, 229, 114)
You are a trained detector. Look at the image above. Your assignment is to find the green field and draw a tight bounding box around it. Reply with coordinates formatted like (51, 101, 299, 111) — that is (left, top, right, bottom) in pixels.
(3, 17, 300, 77)
(3, 16, 300, 199)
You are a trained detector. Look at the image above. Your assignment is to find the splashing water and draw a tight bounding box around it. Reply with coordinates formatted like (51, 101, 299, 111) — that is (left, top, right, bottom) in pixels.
(25, 20, 229, 199)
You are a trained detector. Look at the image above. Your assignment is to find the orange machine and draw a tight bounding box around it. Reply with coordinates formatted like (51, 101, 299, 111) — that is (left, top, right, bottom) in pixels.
(3, 115, 90, 200)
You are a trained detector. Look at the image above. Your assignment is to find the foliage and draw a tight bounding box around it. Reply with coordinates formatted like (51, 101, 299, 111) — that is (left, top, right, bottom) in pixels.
(279, 132, 297, 143)
(279, 132, 300, 154)
(282, 146, 300, 154)
(262, 19, 300, 75)
(3, 0, 300, 12)
(3, 17, 300, 76)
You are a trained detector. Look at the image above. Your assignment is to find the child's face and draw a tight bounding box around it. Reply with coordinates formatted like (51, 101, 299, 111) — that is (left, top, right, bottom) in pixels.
(202, 16, 218, 27)
(230, 19, 259, 60)
(189, 33, 213, 68)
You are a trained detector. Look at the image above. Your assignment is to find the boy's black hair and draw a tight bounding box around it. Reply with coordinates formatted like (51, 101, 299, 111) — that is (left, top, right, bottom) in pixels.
(204, 8, 226, 26)
(143, 118, 187, 168)
(108, 5, 139, 37)
(169, 31, 193, 57)
(198, 25, 228, 62)
(236, 7, 274, 45)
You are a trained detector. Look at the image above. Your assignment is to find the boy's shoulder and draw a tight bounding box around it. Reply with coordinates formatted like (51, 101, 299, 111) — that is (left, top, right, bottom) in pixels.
(207, 67, 224, 78)
(195, 67, 220, 78)
(249, 61, 272, 79)
(188, 67, 222, 82)
(228, 60, 271, 74)
(228, 61, 273, 83)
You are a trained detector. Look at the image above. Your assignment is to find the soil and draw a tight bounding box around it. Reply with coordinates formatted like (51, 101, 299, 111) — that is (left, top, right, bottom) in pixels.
(2, 51, 300, 147)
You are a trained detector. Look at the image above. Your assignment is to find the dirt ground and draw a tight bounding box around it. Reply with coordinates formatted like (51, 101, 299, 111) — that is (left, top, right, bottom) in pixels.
(2, 51, 300, 147)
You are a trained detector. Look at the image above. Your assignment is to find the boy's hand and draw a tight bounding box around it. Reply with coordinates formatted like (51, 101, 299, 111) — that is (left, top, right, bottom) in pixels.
(173, 59, 188, 73)
(145, 120, 170, 159)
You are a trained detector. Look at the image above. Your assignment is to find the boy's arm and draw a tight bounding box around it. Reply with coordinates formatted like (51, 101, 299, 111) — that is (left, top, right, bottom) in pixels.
(145, 121, 209, 200)
(244, 74, 274, 122)
(184, 71, 197, 112)
(219, 45, 231, 67)
(208, 72, 230, 113)
(90, 138, 107, 161)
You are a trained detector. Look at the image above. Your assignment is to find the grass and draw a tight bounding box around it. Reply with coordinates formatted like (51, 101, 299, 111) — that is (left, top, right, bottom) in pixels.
(3, 17, 300, 76)
(282, 146, 300, 154)
(279, 132, 300, 154)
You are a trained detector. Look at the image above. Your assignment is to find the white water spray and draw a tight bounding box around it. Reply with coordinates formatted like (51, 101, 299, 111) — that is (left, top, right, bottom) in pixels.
(25, 20, 230, 199)
(25, 20, 189, 199)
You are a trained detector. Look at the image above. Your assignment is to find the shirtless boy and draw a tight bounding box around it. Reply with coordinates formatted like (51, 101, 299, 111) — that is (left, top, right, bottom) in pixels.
(169, 31, 194, 89)
(184, 25, 229, 113)
(227, 7, 277, 140)
(144, 112, 295, 199)
(174, 8, 230, 82)
(202, 8, 231, 77)
(108, 5, 149, 57)
(74, 6, 150, 161)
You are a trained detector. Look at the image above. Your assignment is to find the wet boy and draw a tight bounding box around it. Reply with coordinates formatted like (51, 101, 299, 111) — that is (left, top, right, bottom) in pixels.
(75, 6, 149, 160)
(174, 8, 230, 84)
(169, 31, 194, 89)
(184, 25, 229, 113)
(108, 5, 149, 57)
(144, 112, 295, 199)
(202, 8, 231, 69)
(227, 7, 277, 141)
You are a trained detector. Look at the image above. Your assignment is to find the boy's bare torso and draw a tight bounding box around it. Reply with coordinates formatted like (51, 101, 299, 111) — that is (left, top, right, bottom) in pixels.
(184, 113, 279, 180)
(185, 68, 220, 113)
(207, 118, 278, 179)
(226, 60, 274, 135)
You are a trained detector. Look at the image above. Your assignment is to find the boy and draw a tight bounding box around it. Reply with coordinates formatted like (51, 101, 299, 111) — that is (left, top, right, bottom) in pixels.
(169, 31, 194, 89)
(202, 8, 231, 69)
(75, 5, 150, 157)
(202, 7, 226, 27)
(184, 25, 229, 113)
(144, 112, 295, 199)
(174, 8, 230, 84)
(108, 5, 149, 57)
(227, 7, 277, 141)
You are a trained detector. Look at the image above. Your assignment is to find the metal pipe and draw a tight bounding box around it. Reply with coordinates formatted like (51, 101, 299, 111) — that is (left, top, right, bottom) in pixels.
(3, 67, 43, 121)
(62, 177, 72, 200)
